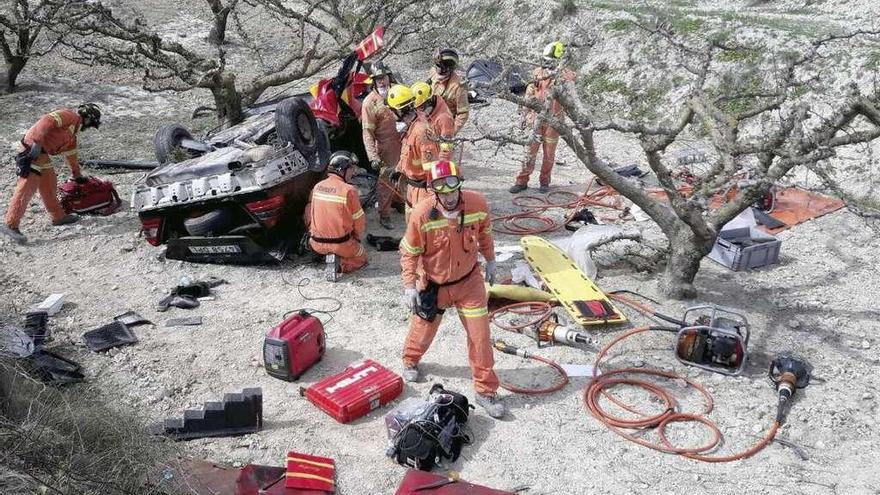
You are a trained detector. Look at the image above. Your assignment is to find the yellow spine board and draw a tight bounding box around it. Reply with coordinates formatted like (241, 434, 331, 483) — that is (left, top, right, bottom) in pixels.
(521, 235, 627, 326)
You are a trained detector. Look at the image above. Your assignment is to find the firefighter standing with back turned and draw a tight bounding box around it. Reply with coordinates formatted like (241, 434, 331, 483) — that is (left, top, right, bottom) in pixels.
(399, 160, 505, 419)
(428, 48, 469, 135)
(361, 61, 402, 230)
(1, 103, 102, 245)
(386, 84, 441, 218)
(305, 151, 367, 282)
(509, 41, 576, 194)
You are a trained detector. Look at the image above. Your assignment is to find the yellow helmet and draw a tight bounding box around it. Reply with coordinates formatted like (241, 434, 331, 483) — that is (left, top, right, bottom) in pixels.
(386, 84, 416, 111)
(411, 81, 433, 108)
(543, 41, 565, 61)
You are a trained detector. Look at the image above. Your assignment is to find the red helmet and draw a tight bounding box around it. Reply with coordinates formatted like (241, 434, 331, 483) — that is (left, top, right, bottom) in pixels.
(426, 160, 462, 193)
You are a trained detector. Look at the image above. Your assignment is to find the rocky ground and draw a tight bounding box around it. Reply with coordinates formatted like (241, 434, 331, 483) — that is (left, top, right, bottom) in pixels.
(3, 1, 880, 494)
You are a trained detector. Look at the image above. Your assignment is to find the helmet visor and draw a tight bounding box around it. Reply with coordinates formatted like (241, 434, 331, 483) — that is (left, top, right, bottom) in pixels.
(431, 175, 462, 193)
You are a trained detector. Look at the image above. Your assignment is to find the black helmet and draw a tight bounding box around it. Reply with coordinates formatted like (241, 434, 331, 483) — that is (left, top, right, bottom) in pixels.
(77, 103, 102, 130)
(433, 48, 459, 75)
(328, 151, 358, 175)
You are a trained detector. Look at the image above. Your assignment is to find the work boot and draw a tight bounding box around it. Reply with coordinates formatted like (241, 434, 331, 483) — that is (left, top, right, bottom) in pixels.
(324, 254, 339, 282)
(0, 224, 27, 244)
(508, 184, 527, 194)
(402, 365, 420, 383)
(52, 214, 79, 226)
(380, 216, 393, 230)
(538, 184, 550, 194)
(475, 394, 506, 419)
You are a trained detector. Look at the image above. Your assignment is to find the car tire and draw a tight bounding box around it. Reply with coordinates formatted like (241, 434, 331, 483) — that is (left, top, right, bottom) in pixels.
(311, 119, 331, 172)
(154, 124, 196, 164)
(276, 97, 319, 158)
(183, 209, 234, 237)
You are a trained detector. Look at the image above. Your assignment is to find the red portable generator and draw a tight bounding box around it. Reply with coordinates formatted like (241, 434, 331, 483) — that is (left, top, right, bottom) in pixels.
(263, 310, 325, 381)
(59, 177, 122, 216)
(300, 359, 402, 423)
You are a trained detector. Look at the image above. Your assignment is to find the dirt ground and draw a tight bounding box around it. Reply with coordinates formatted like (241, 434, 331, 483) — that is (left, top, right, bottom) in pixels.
(3, 1, 880, 494)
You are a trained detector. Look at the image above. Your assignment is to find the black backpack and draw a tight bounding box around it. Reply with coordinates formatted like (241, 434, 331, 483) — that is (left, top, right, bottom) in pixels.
(390, 384, 473, 471)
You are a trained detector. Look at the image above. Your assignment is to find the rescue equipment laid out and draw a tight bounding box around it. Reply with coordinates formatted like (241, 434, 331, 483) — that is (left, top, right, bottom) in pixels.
(300, 359, 403, 423)
(59, 176, 122, 215)
(285, 451, 336, 492)
(394, 469, 516, 494)
(263, 310, 326, 381)
(521, 235, 626, 326)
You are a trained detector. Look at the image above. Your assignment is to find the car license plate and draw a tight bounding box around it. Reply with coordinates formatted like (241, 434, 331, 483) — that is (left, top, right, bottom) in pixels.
(189, 245, 242, 254)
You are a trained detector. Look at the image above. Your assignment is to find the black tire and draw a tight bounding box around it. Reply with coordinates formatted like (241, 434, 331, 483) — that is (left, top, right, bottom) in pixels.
(311, 119, 331, 172)
(275, 97, 319, 157)
(350, 172, 378, 210)
(183, 209, 234, 236)
(154, 123, 194, 164)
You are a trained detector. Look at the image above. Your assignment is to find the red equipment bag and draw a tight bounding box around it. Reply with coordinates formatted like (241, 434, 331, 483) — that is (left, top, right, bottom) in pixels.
(234, 464, 329, 495)
(300, 359, 402, 423)
(285, 451, 335, 492)
(59, 177, 122, 215)
(395, 470, 515, 495)
(264, 311, 325, 381)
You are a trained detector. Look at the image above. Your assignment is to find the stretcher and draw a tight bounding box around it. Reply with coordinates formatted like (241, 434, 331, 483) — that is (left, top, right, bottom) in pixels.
(521, 235, 626, 326)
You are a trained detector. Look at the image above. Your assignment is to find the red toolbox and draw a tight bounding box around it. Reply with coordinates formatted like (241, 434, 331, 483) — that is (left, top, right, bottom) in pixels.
(300, 359, 403, 423)
(395, 469, 515, 495)
(264, 310, 325, 381)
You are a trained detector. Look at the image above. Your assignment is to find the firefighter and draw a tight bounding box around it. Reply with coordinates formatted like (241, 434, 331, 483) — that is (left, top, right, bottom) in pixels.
(386, 84, 441, 217)
(399, 160, 505, 419)
(509, 41, 576, 194)
(411, 81, 454, 161)
(428, 48, 469, 135)
(361, 61, 402, 230)
(305, 151, 367, 282)
(0, 103, 101, 244)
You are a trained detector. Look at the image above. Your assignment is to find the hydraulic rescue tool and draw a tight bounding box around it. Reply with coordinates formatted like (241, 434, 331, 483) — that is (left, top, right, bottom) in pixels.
(674, 305, 750, 376)
(769, 353, 813, 423)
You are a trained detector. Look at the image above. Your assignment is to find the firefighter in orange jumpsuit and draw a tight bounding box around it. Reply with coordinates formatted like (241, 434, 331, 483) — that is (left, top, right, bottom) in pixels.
(411, 81, 454, 161)
(428, 48, 469, 135)
(399, 160, 505, 419)
(361, 61, 402, 230)
(1, 103, 101, 244)
(386, 84, 441, 216)
(305, 151, 367, 282)
(509, 42, 576, 194)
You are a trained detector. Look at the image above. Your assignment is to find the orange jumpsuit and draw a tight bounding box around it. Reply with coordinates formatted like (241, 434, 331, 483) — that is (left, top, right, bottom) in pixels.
(429, 69, 469, 135)
(515, 68, 576, 188)
(5, 109, 82, 229)
(305, 174, 367, 273)
(425, 97, 455, 161)
(361, 90, 403, 218)
(396, 114, 440, 212)
(399, 190, 499, 395)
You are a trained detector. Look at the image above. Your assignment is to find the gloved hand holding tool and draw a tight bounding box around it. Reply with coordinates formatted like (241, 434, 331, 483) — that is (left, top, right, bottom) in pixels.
(403, 287, 420, 313)
(371, 159, 385, 172)
(15, 142, 41, 178)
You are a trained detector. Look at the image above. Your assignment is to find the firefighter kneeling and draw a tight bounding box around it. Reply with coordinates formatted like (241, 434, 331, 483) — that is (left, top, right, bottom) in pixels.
(305, 151, 368, 282)
(399, 160, 505, 419)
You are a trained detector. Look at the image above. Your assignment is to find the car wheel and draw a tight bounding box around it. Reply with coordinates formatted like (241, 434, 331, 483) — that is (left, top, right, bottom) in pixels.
(311, 119, 331, 172)
(183, 209, 234, 237)
(154, 124, 197, 164)
(349, 172, 378, 210)
(275, 97, 319, 158)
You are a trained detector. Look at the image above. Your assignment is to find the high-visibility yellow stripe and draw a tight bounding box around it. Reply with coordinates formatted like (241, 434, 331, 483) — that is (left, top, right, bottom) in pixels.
(400, 238, 423, 254)
(363, 123, 376, 130)
(545, 136, 559, 144)
(286, 456, 334, 469)
(60, 148, 78, 157)
(420, 219, 449, 232)
(439, 142, 454, 152)
(459, 306, 488, 318)
(285, 472, 335, 485)
(49, 112, 63, 126)
(356, 244, 365, 256)
(457, 109, 469, 115)
(313, 192, 346, 204)
(482, 226, 492, 235)
(352, 209, 364, 220)
(463, 212, 487, 224)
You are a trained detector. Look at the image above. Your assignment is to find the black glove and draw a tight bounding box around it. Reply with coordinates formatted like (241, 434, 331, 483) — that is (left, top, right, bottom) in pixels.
(370, 159, 384, 172)
(389, 170, 402, 182)
(15, 152, 32, 178)
(74, 176, 89, 184)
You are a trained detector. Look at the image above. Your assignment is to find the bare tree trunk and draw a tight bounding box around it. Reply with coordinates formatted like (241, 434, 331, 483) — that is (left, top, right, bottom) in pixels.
(206, 0, 232, 46)
(4, 56, 27, 93)
(207, 72, 242, 126)
(658, 226, 717, 299)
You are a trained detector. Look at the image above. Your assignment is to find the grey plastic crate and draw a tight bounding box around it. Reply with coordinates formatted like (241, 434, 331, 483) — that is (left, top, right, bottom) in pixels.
(708, 227, 781, 271)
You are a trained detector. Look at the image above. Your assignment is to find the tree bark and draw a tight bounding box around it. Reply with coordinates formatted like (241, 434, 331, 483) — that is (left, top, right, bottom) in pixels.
(206, 0, 232, 46)
(657, 226, 717, 299)
(207, 71, 242, 126)
(4, 56, 27, 93)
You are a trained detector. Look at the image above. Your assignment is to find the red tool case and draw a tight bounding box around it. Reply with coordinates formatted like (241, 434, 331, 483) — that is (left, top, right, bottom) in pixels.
(395, 469, 515, 495)
(300, 359, 403, 423)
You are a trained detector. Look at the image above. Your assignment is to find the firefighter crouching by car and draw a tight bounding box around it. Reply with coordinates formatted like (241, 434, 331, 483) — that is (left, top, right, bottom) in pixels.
(411, 81, 454, 161)
(399, 160, 505, 419)
(0, 104, 101, 245)
(386, 84, 441, 218)
(304, 151, 367, 282)
(509, 41, 576, 195)
(428, 48, 469, 135)
(361, 61, 403, 230)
